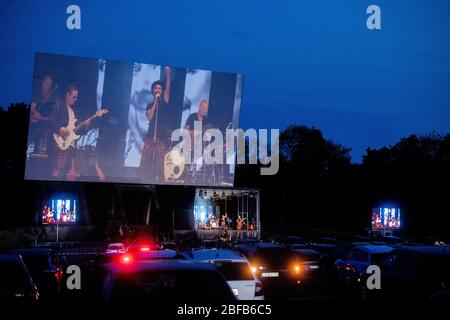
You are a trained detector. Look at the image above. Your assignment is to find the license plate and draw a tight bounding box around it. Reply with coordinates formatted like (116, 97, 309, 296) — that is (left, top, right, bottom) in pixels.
(232, 289, 239, 296)
(309, 266, 319, 270)
(261, 272, 279, 277)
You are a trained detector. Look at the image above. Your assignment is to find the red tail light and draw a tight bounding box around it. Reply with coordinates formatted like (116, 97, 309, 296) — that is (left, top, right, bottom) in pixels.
(121, 254, 133, 264)
(55, 267, 63, 282)
(255, 282, 264, 297)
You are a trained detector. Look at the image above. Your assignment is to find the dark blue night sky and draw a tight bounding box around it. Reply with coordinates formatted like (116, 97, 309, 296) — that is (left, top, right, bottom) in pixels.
(1, 0, 449, 162)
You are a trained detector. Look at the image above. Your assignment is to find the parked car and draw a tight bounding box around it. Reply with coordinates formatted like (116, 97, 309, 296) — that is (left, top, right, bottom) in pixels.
(270, 235, 305, 246)
(9, 248, 64, 298)
(0, 254, 40, 302)
(123, 243, 180, 260)
(236, 242, 301, 288)
(306, 243, 336, 255)
(319, 242, 369, 277)
(334, 245, 394, 286)
(132, 249, 179, 261)
(160, 242, 178, 251)
(291, 249, 321, 273)
(101, 260, 236, 301)
(361, 246, 450, 301)
(183, 248, 264, 300)
(106, 242, 126, 254)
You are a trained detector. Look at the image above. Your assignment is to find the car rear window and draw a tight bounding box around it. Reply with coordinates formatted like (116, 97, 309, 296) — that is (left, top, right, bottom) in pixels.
(20, 254, 50, 272)
(109, 269, 234, 300)
(372, 253, 391, 265)
(296, 253, 320, 261)
(0, 260, 31, 285)
(212, 261, 254, 281)
(254, 248, 296, 266)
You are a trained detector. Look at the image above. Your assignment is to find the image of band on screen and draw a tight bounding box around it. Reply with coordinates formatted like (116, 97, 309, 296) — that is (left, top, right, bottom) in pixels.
(25, 53, 243, 186)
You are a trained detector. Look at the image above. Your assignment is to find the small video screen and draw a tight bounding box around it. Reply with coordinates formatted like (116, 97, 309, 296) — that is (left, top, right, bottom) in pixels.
(372, 207, 400, 230)
(41, 197, 78, 224)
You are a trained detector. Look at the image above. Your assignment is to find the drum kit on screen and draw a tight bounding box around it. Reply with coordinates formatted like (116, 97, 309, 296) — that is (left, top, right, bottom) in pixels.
(164, 133, 227, 185)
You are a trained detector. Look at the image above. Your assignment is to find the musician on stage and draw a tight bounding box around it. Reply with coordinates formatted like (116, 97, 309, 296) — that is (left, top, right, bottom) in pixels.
(49, 85, 92, 180)
(43, 205, 55, 224)
(29, 74, 58, 155)
(184, 99, 209, 133)
(210, 215, 218, 229)
(248, 218, 256, 230)
(140, 67, 171, 182)
(236, 215, 245, 230)
(183, 100, 213, 183)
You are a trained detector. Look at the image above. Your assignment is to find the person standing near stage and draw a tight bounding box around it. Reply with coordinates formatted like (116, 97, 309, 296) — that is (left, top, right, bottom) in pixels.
(236, 215, 244, 230)
(220, 213, 227, 229)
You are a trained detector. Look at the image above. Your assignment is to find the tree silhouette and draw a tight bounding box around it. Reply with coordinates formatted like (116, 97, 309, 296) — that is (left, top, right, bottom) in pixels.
(0, 102, 449, 240)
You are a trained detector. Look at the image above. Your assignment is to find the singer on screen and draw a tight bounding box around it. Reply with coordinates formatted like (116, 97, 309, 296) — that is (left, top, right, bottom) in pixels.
(140, 66, 172, 182)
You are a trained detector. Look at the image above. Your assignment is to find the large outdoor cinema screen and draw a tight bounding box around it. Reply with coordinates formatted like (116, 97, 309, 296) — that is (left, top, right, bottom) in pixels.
(25, 53, 243, 186)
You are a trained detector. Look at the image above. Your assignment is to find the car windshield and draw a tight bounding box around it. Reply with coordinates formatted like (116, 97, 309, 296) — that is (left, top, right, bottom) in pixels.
(108, 269, 233, 300)
(212, 261, 254, 281)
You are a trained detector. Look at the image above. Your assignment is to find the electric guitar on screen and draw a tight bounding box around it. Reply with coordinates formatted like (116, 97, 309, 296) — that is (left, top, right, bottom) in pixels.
(53, 109, 108, 150)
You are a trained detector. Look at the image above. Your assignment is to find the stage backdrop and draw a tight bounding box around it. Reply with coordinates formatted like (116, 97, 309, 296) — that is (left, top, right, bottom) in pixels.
(25, 53, 243, 187)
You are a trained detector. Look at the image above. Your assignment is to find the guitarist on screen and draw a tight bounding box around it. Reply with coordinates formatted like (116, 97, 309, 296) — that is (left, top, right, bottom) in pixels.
(49, 85, 107, 180)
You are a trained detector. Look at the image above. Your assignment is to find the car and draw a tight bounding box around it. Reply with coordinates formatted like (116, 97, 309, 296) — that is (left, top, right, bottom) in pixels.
(182, 248, 264, 300)
(160, 242, 178, 251)
(106, 242, 126, 254)
(100, 260, 236, 301)
(361, 245, 450, 301)
(319, 242, 369, 277)
(0, 254, 40, 302)
(270, 235, 305, 246)
(291, 249, 321, 273)
(8, 248, 64, 299)
(126, 243, 160, 252)
(373, 235, 407, 245)
(306, 243, 336, 255)
(285, 243, 308, 250)
(236, 242, 302, 288)
(334, 245, 394, 286)
(200, 239, 224, 249)
(124, 243, 180, 260)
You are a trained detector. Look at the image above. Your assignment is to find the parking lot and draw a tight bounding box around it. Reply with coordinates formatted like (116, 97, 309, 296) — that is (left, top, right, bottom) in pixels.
(3, 235, 448, 302)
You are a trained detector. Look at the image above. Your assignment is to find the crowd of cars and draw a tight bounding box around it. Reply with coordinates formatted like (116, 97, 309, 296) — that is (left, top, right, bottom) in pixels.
(1, 235, 449, 302)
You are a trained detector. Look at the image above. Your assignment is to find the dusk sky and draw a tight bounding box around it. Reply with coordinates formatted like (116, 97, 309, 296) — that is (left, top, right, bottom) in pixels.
(1, 0, 449, 162)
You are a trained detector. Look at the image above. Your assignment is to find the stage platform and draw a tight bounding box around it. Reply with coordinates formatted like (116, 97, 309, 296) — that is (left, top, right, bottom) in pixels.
(175, 229, 260, 241)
